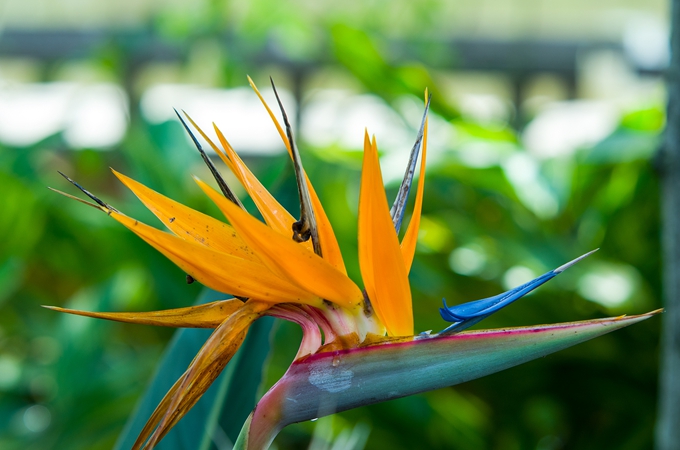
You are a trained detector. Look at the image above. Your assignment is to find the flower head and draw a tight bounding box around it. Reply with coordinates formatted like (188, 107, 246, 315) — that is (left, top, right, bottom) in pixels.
(48, 78, 660, 450)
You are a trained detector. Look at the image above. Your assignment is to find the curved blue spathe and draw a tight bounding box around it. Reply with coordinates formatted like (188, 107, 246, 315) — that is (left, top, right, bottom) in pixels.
(440, 249, 598, 334)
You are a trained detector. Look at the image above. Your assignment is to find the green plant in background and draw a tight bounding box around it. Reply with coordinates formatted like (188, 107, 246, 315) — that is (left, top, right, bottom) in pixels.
(44, 79, 660, 449)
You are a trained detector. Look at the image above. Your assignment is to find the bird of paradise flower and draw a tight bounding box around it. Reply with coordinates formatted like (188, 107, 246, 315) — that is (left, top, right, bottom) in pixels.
(47, 77, 661, 450)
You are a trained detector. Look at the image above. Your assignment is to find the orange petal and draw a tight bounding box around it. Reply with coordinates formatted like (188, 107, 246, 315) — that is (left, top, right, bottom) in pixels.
(135, 300, 270, 450)
(113, 170, 258, 261)
(358, 133, 379, 321)
(42, 299, 243, 328)
(358, 133, 413, 336)
(196, 178, 363, 309)
(400, 112, 428, 273)
(247, 77, 346, 271)
(247, 76, 293, 157)
(110, 211, 320, 306)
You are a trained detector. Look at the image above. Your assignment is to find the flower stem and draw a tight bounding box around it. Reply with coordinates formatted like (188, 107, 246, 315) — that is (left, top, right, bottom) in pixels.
(233, 400, 283, 450)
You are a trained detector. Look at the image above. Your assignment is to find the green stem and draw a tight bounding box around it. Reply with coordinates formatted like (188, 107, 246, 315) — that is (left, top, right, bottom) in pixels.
(232, 399, 284, 450)
(232, 413, 253, 450)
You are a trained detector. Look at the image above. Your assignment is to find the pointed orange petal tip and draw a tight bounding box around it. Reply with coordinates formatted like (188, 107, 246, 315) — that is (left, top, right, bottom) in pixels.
(180, 113, 237, 174)
(42, 299, 244, 328)
(246, 75, 292, 156)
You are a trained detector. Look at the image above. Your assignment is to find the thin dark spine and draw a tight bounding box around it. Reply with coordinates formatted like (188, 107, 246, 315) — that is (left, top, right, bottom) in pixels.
(390, 94, 431, 233)
(57, 171, 118, 213)
(174, 109, 244, 208)
(269, 78, 322, 257)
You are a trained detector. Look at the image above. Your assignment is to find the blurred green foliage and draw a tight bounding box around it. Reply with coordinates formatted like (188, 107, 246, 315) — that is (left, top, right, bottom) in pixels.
(0, 10, 664, 450)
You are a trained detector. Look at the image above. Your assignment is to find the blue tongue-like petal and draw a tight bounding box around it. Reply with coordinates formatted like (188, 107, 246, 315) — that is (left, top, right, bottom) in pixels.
(439, 250, 597, 334)
(440, 271, 557, 321)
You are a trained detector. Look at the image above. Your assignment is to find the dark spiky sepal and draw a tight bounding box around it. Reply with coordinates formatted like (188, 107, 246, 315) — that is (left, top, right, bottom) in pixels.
(390, 94, 432, 233)
(56, 171, 118, 213)
(269, 78, 322, 257)
(174, 109, 244, 209)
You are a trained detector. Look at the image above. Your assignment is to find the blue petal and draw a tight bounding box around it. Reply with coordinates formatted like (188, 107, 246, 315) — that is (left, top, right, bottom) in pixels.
(439, 250, 598, 334)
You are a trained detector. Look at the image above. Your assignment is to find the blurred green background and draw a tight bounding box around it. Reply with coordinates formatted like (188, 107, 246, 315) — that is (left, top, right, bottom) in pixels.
(0, 0, 667, 449)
